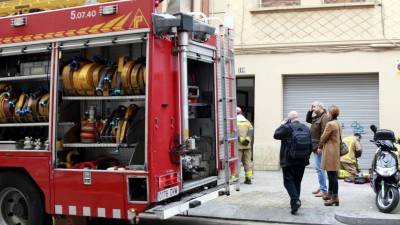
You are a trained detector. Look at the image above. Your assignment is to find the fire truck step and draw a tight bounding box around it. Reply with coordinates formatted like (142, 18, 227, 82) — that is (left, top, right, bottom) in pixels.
(149, 185, 227, 220)
(224, 137, 238, 142)
(226, 157, 238, 162)
(225, 117, 237, 121)
(218, 97, 236, 102)
(223, 97, 236, 102)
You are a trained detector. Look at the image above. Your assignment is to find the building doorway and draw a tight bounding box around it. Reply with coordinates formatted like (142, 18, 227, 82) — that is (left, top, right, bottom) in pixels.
(236, 77, 255, 124)
(237, 77, 255, 160)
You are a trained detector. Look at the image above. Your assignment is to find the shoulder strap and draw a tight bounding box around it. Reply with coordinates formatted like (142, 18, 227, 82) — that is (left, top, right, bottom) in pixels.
(289, 122, 304, 130)
(335, 121, 343, 142)
(286, 123, 294, 132)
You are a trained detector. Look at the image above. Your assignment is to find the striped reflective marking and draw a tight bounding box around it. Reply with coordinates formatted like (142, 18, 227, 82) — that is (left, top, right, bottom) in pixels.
(54, 205, 125, 218)
(113, 14, 131, 31)
(101, 16, 125, 32)
(98, 208, 106, 217)
(112, 209, 121, 219)
(55, 205, 62, 214)
(83, 206, 91, 217)
(69, 206, 77, 215)
(89, 23, 105, 33)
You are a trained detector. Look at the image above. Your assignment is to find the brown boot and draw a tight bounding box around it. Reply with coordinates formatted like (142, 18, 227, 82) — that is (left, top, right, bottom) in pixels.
(322, 192, 332, 201)
(312, 188, 320, 194)
(315, 192, 327, 197)
(324, 195, 339, 206)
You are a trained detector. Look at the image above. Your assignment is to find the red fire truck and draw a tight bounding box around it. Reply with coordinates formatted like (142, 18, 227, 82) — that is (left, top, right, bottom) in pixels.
(0, 0, 239, 224)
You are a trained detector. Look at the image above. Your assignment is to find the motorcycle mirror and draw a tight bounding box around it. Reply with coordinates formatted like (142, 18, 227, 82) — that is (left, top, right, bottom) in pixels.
(370, 125, 377, 134)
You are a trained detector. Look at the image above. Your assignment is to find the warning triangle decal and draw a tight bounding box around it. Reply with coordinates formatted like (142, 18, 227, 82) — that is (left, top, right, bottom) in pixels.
(130, 8, 150, 29)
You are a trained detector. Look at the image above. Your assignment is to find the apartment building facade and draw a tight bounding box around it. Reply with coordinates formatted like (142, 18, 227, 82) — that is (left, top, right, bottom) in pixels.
(211, 0, 400, 170)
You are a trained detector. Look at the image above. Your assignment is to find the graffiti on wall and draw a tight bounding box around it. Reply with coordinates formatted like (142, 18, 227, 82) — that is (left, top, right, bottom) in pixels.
(350, 121, 365, 134)
(340, 121, 366, 134)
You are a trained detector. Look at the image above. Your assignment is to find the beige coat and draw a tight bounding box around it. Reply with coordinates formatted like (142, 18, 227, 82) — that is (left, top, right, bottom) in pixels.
(320, 120, 341, 171)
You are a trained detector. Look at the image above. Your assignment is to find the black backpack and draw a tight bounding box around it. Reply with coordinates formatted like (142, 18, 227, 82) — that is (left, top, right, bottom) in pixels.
(288, 123, 312, 159)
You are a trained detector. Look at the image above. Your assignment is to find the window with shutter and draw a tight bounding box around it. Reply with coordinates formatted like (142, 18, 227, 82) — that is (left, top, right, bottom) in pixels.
(324, 0, 367, 3)
(261, 0, 300, 7)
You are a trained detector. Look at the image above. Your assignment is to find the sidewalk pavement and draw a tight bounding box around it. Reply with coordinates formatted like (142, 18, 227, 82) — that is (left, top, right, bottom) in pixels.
(188, 168, 400, 225)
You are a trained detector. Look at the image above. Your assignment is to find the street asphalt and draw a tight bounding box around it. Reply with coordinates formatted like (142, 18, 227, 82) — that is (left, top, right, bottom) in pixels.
(186, 168, 400, 225)
(88, 215, 293, 225)
(70, 168, 400, 225)
(140, 215, 294, 225)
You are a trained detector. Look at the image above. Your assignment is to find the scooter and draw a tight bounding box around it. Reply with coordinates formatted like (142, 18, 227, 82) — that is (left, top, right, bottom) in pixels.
(370, 125, 400, 213)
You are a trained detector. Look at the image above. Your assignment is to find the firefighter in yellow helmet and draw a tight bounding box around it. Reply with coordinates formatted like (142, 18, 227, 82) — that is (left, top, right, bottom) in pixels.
(339, 133, 362, 179)
(237, 107, 254, 184)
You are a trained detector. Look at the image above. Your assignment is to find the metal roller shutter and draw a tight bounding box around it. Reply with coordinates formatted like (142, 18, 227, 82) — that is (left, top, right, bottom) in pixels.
(283, 74, 379, 169)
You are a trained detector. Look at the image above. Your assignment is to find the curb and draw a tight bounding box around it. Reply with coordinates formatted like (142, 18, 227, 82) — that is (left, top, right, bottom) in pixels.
(179, 214, 329, 225)
(335, 212, 400, 225)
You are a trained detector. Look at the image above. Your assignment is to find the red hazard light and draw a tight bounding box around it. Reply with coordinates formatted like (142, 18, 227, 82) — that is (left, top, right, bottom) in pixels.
(158, 172, 179, 189)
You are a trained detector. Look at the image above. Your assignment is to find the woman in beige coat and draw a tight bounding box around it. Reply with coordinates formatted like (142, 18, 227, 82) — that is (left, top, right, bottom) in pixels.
(319, 105, 341, 206)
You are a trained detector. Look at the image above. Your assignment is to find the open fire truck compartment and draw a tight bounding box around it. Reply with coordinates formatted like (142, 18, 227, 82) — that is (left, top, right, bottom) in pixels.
(0, 1, 239, 224)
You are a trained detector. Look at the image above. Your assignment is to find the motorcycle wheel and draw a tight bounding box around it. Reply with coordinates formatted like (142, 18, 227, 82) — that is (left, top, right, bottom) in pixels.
(376, 186, 400, 213)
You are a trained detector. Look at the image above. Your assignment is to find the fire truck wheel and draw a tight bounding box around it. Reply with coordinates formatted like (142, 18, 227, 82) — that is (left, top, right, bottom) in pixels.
(0, 171, 45, 225)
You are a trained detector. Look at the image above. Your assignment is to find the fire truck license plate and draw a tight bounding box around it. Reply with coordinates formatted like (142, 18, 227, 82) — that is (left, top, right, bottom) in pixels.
(157, 186, 179, 201)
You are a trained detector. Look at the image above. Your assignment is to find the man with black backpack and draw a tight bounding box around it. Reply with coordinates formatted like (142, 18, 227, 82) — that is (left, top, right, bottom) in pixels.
(274, 111, 312, 215)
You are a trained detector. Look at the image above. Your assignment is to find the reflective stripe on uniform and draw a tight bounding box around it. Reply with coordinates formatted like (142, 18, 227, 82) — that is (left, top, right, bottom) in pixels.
(245, 170, 253, 178)
(339, 169, 352, 179)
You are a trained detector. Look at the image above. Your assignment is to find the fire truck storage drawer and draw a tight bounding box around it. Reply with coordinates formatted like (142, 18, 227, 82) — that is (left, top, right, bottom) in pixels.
(53, 171, 129, 216)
